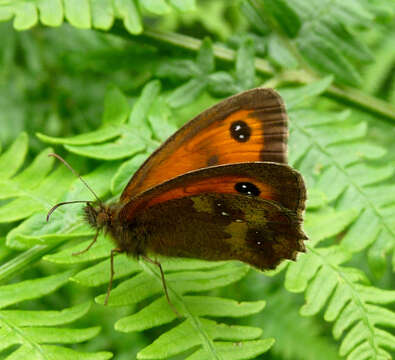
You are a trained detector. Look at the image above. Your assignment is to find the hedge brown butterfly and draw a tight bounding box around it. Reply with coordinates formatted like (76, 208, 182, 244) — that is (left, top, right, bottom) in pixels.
(48, 88, 307, 313)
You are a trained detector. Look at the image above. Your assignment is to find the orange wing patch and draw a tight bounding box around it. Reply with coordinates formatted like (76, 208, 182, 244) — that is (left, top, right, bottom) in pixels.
(120, 89, 288, 202)
(145, 175, 274, 210)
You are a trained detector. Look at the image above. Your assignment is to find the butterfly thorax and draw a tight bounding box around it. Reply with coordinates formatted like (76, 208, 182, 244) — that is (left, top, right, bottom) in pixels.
(84, 202, 146, 257)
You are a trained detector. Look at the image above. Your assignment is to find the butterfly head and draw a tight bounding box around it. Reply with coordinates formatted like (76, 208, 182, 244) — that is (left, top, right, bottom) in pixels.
(84, 202, 111, 230)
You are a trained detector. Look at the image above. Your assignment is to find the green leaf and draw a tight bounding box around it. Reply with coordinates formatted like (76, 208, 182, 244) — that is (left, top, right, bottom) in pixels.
(0, 133, 28, 180)
(236, 38, 255, 90)
(139, 0, 171, 15)
(64, 0, 91, 29)
(304, 208, 358, 246)
(110, 153, 147, 195)
(65, 130, 145, 160)
(37, 0, 63, 27)
(70, 254, 141, 287)
(129, 80, 161, 129)
(0, 326, 101, 351)
(137, 318, 262, 359)
(43, 234, 113, 264)
(115, 0, 142, 34)
(5, 345, 112, 360)
(0, 271, 72, 309)
(285, 241, 395, 360)
(0, 147, 54, 200)
(267, 33, 298, 69)
(96, 263, 249, 306)
(298, 34, 362, 86)
(116, 296, 266, 332)
(36, 127, 122, 145)
(102, 86, 130, 125)
(185, 339, 275, 360)
(0, 302, 91, 326)
(0, 0, 194, 34)
(168, 0, 196, 12)
(148, 97, 178, 142)
(208, 72, 239, 96)
(167, 77, 208, 108)
(90, 0, 114, 29)
(156, 60, 202, 80)
(197, 38, 215, 74)
(279, 76, 333, 109)
(13, 3, 38, 30)
(260, 0, 301, 37)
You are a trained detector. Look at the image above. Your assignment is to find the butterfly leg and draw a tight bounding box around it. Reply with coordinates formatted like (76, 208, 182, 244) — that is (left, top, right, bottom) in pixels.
(72, 229, 100, 256)
(104, 247, 122, 306)
(141, 255, 181, 318)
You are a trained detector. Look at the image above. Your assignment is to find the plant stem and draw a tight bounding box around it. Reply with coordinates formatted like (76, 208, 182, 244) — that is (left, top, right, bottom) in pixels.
(0, 244, 58, 282)
(133, 29, 395, 123)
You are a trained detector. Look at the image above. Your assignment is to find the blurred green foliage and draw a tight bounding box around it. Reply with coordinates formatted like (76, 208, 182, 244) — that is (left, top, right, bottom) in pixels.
(0, 1, 394, 359)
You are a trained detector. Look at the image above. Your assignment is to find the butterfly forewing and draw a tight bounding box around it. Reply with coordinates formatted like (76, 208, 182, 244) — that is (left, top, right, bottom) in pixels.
(120, 88, 288, 201)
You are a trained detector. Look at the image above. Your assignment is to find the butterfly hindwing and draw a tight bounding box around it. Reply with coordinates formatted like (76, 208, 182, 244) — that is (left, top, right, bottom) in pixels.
(127, 193, 306, 270)
(121, 88, 288, 201)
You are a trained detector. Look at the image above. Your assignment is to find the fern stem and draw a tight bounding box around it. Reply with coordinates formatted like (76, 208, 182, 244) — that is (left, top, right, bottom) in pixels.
(139, 260, 223, 360)
(307, 245, 380, 357)
(0, 245, 57, 282)
(0, 314, 49, 360)
(121, 28, 395, 124)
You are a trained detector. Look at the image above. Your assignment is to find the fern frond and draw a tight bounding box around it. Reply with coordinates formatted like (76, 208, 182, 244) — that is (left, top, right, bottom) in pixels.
(44, 244, 273, 358)
(0, 0, 196, 33)
(157, 38, 257, 106)
(285, 245, 395, 360)
(277, 82, 395, 276)
(247, 286, 341, 360)
(275, 92, 395, 359)
(245, 0, 379, 86)
(0, 272, 111, 359)
(70, 252, 272, 358)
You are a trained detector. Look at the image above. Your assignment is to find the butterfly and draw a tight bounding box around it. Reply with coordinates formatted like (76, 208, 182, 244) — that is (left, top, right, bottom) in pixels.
(48, 88, 307, 311)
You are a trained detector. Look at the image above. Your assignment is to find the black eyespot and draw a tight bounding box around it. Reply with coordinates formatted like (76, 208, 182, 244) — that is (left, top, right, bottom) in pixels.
(230, 120, 251, 142)
(235, 182, 261, 196)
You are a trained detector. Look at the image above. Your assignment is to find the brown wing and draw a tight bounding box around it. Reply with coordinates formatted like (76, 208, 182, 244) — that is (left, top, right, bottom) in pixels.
(126, 193, 306, 270)
(120, 88, 288, 202)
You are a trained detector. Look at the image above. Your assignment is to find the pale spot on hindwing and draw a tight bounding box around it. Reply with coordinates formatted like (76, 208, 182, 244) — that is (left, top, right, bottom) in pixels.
(224, 221, 248, 248)
(191, 197, 213, 213)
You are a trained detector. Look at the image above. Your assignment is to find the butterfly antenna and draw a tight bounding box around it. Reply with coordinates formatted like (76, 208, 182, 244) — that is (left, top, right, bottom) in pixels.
(49, 153, 102, 203)
(46, 200, 90, 222)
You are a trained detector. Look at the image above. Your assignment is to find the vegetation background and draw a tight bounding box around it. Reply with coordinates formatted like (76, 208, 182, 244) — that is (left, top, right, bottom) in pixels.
(0, 0, 394, 359)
